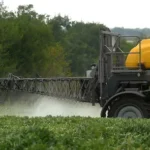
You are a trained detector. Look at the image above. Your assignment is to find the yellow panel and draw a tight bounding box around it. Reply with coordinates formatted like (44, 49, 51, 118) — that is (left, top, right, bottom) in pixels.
(125, 39, 150, 69)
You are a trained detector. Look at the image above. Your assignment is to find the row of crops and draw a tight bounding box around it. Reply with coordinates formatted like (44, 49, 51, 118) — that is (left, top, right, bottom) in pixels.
(0, 116, 150, 150)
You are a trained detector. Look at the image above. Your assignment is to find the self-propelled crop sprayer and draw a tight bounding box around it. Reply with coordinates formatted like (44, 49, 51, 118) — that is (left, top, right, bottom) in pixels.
(1, 30, 150, 118)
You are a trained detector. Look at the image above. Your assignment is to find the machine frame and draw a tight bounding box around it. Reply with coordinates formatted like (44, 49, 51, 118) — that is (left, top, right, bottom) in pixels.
(99, 31, 150, 118)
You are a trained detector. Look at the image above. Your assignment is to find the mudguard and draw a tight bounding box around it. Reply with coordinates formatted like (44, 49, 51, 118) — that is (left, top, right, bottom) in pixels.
(100, 91, 146, 117)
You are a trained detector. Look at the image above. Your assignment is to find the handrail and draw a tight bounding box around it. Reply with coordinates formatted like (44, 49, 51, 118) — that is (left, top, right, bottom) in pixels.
(101, 31, 143, 71)
(105, 52, 140, 54)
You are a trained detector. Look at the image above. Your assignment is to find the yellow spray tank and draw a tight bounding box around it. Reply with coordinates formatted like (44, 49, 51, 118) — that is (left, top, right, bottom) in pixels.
(125, 39, 150, 69)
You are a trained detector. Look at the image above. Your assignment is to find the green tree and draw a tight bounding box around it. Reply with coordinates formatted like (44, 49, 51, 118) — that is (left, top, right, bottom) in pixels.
(120, 39, 135, 52)
(0, 4, 71, 77)
(63, 22, 108, 76)
(41, 44, 71, 77)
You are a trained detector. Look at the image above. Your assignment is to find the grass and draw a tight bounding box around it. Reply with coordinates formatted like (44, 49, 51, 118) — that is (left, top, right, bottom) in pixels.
(0, 116, 150, 150)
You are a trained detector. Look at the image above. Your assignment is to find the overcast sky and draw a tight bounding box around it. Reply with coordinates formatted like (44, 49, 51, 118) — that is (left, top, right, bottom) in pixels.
(2, 0, 150, 29)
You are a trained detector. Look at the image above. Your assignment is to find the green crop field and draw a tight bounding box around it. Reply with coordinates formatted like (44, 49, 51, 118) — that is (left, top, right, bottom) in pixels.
(0, 116, 150, 150)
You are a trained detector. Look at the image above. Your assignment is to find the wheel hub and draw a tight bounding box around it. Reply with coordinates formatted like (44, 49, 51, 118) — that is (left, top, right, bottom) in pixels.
(117, 106, 143, 118)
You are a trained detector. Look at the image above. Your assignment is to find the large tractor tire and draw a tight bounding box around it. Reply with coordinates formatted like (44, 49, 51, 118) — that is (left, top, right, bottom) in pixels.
(108, 96, 149, 118)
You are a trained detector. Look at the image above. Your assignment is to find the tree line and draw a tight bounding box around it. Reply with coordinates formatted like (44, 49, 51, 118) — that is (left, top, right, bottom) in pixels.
(0, 3, 134, 77)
